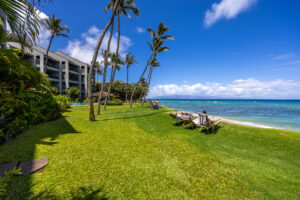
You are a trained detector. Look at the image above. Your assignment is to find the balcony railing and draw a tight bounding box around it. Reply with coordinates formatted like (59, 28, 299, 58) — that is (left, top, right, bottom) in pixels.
(69, 80, 79, 84)
(62, 69, 79, 75)
(48, 77, 59, 82)
(46, 66, 59, 72)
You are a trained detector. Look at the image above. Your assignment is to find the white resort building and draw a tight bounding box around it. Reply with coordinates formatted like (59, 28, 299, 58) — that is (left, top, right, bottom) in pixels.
(7, 42, 96, 98)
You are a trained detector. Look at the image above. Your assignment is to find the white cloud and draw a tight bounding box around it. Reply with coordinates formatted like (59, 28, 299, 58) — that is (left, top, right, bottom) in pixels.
(204, 0, 257, 27)
(62, 26, 132, 63)
(136, 27, 145, 33)
(36, 10, 51, 48)
(273, 53, 295, 60)
(149, 79, 300, 99)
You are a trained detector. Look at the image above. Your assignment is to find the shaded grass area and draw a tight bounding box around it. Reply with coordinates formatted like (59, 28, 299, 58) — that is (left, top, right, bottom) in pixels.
(0, 104, 299, 199)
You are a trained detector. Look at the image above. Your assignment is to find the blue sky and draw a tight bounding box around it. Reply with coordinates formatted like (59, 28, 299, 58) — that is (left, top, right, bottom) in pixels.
(37, 0, 300, 99)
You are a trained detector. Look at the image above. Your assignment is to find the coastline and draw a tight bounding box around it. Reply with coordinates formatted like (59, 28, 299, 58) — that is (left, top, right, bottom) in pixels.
(162, 105, 279, 130)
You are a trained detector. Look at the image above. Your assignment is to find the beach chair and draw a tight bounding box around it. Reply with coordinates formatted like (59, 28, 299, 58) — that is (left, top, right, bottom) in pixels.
(190, 113, 222, 134)
(169, 112, 193, 126)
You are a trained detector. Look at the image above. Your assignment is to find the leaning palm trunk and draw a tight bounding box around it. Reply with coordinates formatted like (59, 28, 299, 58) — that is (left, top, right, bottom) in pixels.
(88, 0, 120, 121)
(104, 10, 121, 110)
(142, 65, 153, 105)
(139, 66, 152, 105)
(45, 34, 54, 73)
(97, 20, 115, 115)
(125, 65, 129, 102)
(103, 66, 117, 110)
(129, 52, 153, 108)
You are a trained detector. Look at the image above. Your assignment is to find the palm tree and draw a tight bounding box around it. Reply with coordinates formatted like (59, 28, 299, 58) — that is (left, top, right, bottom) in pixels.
(88, 0, 121, 121)
(0, 0, 40, 46)
(129, 22, 173, 108)
(103, 52, 123, 110)
(141, 58, 160, 103)
(100, 0, 139, 111)
(43, 14, 70, 73)
(124, 52, 137, 102)
(96, 7, 116, 115)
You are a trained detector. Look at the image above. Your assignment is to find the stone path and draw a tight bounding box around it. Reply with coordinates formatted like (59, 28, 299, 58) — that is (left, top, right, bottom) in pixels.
(0, 158, 48, 177)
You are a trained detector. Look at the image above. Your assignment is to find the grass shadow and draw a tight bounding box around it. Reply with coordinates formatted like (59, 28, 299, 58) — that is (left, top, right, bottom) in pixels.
(97, 110, 169, 122)
(0, 116, 82, 199)
(28, 187, 108, 200)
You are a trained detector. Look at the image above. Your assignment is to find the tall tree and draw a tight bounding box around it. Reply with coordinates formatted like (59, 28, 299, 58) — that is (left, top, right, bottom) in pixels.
(102, 0, 139, 110)
(129, 22, 173, 108)
(88, 0, 120, 121)
(103, 52, 123, 110)
(124, 52, 137, 102)
(140, 58, 160, 103)
(43, 14, 70, 73)
(96, 6, 116, 115)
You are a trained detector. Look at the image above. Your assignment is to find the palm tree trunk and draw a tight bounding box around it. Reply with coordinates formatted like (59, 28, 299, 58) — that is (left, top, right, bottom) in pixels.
(97, 19, 115, 115)
(129, 52, 153, 108)
(139, 66, 151, 105)
(145, 65, 154, 100)
(88, 0, 120, 121)
(103, 66, 117, 110)
(104, 10, 121, 110)
(141, 65, 153, 105)
(45, 34, 54, 73)
(125, 65, 129, 102)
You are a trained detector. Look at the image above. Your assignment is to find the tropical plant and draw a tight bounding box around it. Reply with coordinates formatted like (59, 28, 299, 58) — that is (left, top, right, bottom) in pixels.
(129, 22, 173, 108)
(103, 0, 139, 110)
(42, 14, 70, 73)
(0, 0, 40, 46)
(140, 58, 160, 103)
(103, 52, 123, 110)
(96, 15, 115, 115)
(0, 48, 61, 144)
(88, 0, 121, 121)
(124, 52, 137, 102)
(54, 95, 70, 110)
(66, 86, 80, 102)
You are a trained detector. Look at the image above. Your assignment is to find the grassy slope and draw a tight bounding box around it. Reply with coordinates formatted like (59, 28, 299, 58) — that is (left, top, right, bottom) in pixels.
(0, 105, 299, 199)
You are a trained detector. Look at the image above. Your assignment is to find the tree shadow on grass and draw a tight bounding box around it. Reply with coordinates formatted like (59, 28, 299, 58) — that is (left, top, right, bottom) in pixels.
(97, 110, 169, 122)
(0, 116, 84, 199)
(29, 187, 109, 200)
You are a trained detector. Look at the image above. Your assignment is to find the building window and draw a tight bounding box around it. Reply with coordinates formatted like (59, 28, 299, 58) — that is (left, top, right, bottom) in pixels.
(36, 56, 40, 65)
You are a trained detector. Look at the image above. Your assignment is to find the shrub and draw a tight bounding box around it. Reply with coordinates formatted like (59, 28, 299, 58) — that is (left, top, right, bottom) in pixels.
(55, 95, 71, 110)
(0, 48, 61, 144)
(102, 98, 123, 106)
(66, 86, 80, 102)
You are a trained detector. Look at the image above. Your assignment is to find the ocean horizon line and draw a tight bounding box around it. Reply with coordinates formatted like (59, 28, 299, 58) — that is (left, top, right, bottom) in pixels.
(151, 98, 300, 101)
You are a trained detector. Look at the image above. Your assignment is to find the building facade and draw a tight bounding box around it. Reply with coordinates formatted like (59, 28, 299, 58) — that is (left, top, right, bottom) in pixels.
(8, 42, 95, 97)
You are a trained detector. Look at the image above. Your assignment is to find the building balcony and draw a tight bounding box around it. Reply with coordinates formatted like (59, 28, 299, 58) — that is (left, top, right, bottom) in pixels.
(69, 80, 79, 84)
(62, 69, 79, 75)
(48, 77, 59, 82)
(46, 66, 59, 72)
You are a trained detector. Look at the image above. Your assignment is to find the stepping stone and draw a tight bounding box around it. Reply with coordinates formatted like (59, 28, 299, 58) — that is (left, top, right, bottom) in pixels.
(0, 162, 18, 177)
(18, 157, 48, 175)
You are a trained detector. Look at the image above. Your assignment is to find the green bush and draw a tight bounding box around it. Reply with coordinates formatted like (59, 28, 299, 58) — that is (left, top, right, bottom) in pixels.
(102, 98, 123, 106)
(0, 48, 61, 144)
(66, 86, 80, 102)
(55, 95, 71, 110)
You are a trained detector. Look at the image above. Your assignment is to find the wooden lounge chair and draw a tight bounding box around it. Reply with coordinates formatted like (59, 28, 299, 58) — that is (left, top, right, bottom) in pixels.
(189, 113, 222, 134)
(169, 112, 193, 125)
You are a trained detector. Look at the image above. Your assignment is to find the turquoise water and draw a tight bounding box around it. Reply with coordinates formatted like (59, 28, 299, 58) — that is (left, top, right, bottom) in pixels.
(158, 99, 300, 131)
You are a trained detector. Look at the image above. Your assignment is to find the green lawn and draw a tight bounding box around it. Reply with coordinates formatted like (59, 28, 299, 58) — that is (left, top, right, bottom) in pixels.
(1, 104, 299, 199)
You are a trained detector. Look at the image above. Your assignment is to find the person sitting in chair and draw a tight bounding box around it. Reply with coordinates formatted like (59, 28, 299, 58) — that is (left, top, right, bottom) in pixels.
(153, 99, 160, 109)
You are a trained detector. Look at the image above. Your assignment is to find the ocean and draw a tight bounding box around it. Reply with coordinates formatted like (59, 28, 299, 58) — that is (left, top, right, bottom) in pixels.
(158, 99, 300, 131)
